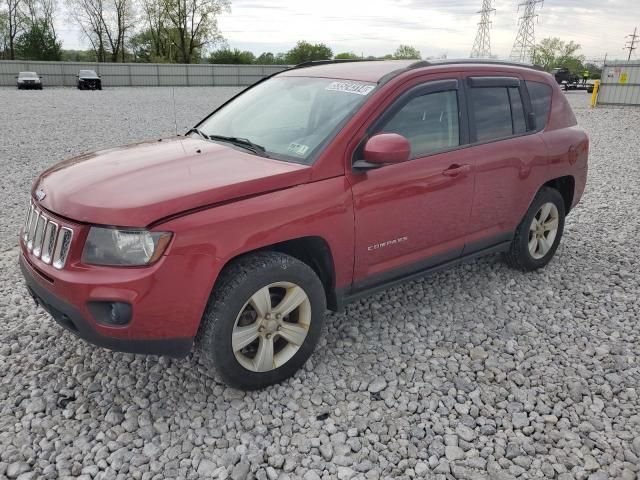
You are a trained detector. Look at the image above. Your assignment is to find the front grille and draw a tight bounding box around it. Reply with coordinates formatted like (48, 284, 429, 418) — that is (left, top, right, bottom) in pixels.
(23, 203, 73, 269)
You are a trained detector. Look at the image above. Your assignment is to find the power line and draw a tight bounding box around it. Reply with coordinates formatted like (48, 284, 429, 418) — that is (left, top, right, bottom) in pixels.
(509, 0, 544, 63)
(470, 0, 495, 58)
(624, 27, 638, 61)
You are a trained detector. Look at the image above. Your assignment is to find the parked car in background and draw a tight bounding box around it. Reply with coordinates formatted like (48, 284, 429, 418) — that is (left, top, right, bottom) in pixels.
(16, 72, 43, 90)
(76, 70, 102, 90)
(20, 59, 588, 390)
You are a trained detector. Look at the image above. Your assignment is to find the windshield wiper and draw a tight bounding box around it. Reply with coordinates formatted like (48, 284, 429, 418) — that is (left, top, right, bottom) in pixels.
(208, 135, 270, 157)
(185, 127, 210, 140)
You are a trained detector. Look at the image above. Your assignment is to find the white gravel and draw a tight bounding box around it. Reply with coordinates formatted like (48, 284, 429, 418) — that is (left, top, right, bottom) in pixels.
(1, 87, 639, 480)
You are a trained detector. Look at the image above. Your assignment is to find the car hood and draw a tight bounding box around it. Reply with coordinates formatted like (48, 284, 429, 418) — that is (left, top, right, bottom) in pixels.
(35, 137, 311, 227)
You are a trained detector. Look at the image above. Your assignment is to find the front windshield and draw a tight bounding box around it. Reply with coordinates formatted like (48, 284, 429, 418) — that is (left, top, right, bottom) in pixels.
(198, 77, 376, 164)
(80, 70, 97, 76)
(19, 72, 37, 78)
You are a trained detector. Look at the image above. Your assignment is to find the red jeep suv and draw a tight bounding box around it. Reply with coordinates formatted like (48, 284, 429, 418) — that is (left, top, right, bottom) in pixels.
(20, 60, 588, 389)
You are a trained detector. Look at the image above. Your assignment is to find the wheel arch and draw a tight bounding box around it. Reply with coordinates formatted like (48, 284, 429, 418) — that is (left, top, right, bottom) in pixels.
(543, 175, 575, 213)
(212, 236, 340, 312)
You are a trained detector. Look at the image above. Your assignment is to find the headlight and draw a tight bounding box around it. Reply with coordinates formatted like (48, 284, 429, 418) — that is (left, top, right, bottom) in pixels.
(83, 227, 172, 266)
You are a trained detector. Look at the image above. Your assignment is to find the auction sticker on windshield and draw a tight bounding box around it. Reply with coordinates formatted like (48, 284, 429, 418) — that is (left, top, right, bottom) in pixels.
(287, 143, 311, 157)
(326, 81, 375, 96)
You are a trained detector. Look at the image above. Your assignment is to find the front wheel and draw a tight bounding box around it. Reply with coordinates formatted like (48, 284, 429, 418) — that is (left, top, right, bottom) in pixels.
(505, 187, 566, 271)
(197, 252, 326, 390)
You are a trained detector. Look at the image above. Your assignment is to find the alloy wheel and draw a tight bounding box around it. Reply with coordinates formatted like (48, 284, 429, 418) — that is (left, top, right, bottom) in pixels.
(528, 202, 559, 259)
(232, 282, 311, 372)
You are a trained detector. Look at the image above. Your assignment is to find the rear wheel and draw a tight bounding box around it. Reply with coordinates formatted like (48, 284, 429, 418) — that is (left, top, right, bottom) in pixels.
(505, 187, 566, 271)
(198, 252, 326, 390)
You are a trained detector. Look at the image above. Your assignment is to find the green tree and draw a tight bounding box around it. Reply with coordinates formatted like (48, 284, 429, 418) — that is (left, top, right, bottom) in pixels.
(209, 47, 255, 64)
(60, 48, 97, 61)
(334, 51, 360, 60)
(256, 52, 287, 65)
(0, 12, 9, 58)
(129, 29, 155, 62)
(14, 18, 60, 59)
(583, 62, 602, 80)
(532, 37, 585, 72)
(285, 40, 332, 65)
(255, 52, 275, 64)
(393, 45, 421, 60)
(162, 0, 230, 63)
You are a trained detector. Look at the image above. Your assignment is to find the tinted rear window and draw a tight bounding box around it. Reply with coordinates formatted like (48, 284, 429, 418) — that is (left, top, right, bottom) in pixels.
(508, 87, 527, 134)
(526, 81, 552, 130)
(471, 87, 513, 142)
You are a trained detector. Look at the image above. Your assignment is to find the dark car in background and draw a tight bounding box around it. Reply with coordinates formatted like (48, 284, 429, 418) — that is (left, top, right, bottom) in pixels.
(76, 70, 102, 90)
(16, 72, 43, 90)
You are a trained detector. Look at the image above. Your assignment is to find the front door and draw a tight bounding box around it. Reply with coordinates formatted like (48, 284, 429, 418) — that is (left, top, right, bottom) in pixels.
(347, 78, 476, 290)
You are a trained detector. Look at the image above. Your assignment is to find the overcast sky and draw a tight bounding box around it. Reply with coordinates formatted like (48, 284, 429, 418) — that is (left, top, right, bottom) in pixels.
(57, 0, 640, 61)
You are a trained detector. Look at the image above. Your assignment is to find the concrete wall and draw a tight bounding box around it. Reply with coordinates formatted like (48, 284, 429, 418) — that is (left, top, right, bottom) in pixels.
(0, 61, 289, 87)
(598, 62, 640, 106)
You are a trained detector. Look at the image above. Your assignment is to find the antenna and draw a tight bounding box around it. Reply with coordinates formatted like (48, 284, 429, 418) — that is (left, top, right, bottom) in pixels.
(624, 27, 639, 61)
(171, 87, 178, 136)
(510, 0, 544, 63)
(470, 0, 496, 58)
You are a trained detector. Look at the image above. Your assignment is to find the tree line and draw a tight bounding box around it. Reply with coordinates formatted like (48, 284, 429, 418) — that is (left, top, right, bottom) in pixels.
(1, 0, 423, 64)
(1, 0, 230, 62)
(531, 37, 602, 79)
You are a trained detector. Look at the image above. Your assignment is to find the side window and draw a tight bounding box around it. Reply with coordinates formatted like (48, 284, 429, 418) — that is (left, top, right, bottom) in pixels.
(471, 87, 513, 141)
(508, 87, 527, 134)
(526, 80, 553, 130)
(471, 86, 528, 142)
(377, 90, 460, 158)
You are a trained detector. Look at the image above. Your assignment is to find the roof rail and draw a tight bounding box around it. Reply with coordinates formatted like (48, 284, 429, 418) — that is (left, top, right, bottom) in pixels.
(379, 58, 545, 86)
(292, 59, 377, 70)
(408, 58, 545, 72)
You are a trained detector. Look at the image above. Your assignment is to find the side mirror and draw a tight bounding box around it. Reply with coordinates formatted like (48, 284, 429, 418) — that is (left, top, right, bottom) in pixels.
(353, 133, 411, 171)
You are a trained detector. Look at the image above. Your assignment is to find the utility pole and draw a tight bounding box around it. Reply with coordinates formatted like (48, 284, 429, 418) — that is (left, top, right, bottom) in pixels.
(624, 27, 638, 61)
(510, 0, 544, 63)
(470, 0, 495, 58)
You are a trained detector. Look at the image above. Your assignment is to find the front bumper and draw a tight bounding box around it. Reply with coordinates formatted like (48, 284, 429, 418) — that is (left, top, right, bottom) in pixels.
(20, 255, 193, 357)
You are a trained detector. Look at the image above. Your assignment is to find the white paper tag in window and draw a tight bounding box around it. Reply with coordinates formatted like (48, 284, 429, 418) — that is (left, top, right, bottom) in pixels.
(326, 81, 375, 96)
(287, 143, 310, 157)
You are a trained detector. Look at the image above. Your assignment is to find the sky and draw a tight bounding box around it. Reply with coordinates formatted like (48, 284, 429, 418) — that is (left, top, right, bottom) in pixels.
(57, 0, 640, 62)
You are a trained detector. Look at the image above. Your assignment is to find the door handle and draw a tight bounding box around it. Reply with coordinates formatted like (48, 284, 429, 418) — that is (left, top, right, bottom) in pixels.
(442, 164, 471, 177)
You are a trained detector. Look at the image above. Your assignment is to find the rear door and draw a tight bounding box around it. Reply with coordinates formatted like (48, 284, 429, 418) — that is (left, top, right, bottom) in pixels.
(463, 75, 549, 252)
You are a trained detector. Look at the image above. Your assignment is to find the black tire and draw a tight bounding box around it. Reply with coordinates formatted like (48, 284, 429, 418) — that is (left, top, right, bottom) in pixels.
(197, 251, 326, 390)
(505, 186, 566, 271)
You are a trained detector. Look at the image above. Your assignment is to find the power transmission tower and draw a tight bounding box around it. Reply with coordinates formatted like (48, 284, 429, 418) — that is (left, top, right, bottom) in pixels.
(510, 0, 544, 63)
(470, 0, 496, 58)
(625, 27, 639, 61)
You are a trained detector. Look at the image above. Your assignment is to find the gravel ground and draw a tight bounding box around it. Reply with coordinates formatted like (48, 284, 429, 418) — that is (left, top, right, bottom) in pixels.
(1, 87, 639, 480)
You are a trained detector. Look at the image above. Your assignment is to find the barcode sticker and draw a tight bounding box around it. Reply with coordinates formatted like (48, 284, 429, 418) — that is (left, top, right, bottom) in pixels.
(326, 81, 375, 96)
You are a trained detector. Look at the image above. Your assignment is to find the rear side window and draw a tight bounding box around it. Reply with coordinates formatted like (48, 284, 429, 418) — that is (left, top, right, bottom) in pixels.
(509, 87, 527, 134)
(471, 86, 528, 142)
(471, 87, 513, 142)
(526, 81, 553, 130)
